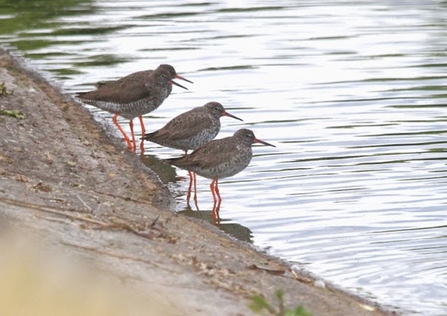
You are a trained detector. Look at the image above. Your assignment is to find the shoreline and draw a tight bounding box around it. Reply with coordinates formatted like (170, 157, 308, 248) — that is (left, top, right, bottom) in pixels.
(0, 47, 396, 316)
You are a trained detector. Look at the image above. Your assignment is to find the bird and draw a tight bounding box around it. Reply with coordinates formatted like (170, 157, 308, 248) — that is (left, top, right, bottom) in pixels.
(76, 64, 192, 153)
(143, 101, 243, 206)
(166, 128, 275, 215)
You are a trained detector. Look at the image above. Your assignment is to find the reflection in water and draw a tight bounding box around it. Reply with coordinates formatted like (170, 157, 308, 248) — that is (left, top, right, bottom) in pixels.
(169, 170, 220, 220)
(178, 207, 253, 243)
(1, 1, 447, 314)
(140, 155, 176, 184)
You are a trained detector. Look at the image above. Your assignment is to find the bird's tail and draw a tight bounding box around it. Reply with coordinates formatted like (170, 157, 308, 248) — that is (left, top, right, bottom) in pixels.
(142, 131, 158, 141)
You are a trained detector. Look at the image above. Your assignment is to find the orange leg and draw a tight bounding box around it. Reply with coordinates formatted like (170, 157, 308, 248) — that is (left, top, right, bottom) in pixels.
(186, 170, 193, 207)
(209, 180, 215, 203)
(210, 179, 221, 223)
(214, 179, 221, 202)
(128, 120, 137, 151)
(182, 150, 199, 210)
(186, 172, 198, 210)
(185, 150, 192, 206)
(210, 179, 221, 203)
(192, 172, 198, 209)
(138, 115, 145, 154)
(112, 114, 133, 150)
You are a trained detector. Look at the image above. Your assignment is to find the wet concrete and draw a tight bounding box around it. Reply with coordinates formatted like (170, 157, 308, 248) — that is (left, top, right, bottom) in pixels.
(0, 48, 395, 316)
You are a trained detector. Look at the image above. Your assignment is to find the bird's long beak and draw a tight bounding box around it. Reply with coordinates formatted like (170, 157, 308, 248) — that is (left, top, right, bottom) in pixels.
(223, 111, 243, 122)
(254, 138, 276, 147)
(171, 75, 193, 90)
(171, 80, 188, 90)
(176, 74, 193, 84)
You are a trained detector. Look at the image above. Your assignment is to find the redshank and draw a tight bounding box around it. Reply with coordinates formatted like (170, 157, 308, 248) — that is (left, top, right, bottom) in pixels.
(76, 64, 192, 153)
(166, 128, 275, 215)
(143, 101, 243, 205)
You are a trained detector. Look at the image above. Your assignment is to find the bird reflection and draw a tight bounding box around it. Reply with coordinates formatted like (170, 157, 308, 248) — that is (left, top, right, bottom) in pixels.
(139, 154, 177, 184)
(211, 199, 221, 222)
(178, 206, 253, 243)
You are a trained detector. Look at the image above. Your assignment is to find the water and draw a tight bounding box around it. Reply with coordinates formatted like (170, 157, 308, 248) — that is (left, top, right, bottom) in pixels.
(1, 1, 447, 314)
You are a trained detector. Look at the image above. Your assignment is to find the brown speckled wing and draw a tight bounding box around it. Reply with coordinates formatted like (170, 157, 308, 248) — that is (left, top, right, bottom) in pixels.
(153, 107, 215, 141)
(172, 137, 237, 169)
(78, 70, 155, 104)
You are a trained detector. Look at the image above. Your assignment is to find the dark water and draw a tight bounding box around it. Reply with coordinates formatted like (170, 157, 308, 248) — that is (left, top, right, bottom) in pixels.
(1, 1, 447, 314)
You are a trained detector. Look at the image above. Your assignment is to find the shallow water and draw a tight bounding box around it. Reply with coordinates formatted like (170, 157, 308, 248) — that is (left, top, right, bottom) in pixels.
(1, 1, 447, 314)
